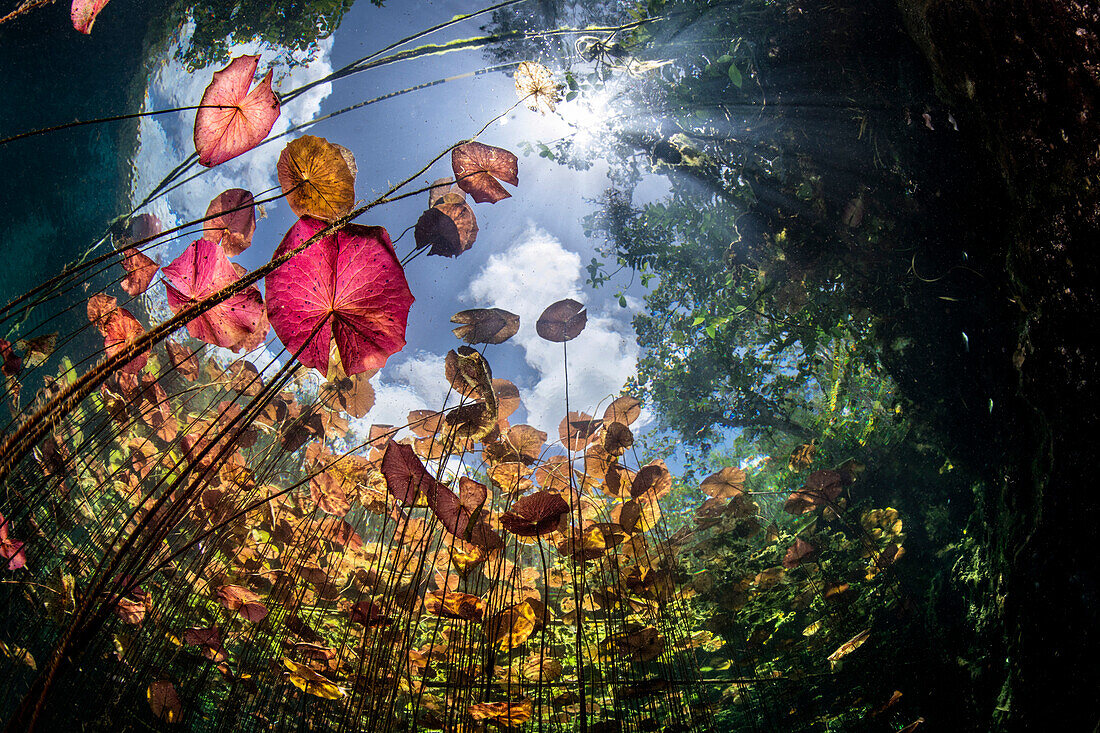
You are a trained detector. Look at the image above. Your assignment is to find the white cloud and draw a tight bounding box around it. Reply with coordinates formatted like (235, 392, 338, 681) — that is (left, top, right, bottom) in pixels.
(349, 350, 453, 439)
(464, 223, 638, 436)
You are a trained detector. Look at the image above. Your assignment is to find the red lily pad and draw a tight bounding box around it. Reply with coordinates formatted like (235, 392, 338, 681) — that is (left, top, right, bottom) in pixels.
(782, 537, 816, 569)
(87, 294, 148, 373)
(182, 625, 227, 662)
(427, 476, 495, 544)
(451, 142, 519, 203)
(349, 600, 392, 627)
(163, 239, 267, 352)
(0, 339, 21, 377)
(216, 584, 269, 622)
(266, 217, 413, 375)
(202, 188, 256, 256)
(500, 491, 569, 537)
(194, 55, 280, 167)
(381, 441, 435, 506)
(120, 248, 158, 296)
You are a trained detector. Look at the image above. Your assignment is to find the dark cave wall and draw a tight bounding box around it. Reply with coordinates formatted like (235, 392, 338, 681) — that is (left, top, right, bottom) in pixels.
(897, 1, 1100, 729)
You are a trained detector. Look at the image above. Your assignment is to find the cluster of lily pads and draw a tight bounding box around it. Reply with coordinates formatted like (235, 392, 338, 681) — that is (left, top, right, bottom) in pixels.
(0, 53, 718, 733)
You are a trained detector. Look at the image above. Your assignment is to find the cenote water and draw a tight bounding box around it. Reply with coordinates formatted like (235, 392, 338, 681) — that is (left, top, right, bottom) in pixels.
(0, 1, 1096, 731)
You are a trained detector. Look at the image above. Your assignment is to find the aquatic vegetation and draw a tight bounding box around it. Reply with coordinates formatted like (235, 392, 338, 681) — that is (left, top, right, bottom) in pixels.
(194, 55, 281, 167)
(2, 0, 1093, 730)
(70, 0, 111, 34)
(266, 218, 413, 373)
(0, 16, 712, 731)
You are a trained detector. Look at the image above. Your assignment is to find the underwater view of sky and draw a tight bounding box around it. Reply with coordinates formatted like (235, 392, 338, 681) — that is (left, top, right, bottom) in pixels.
(131, 0, 659, 446)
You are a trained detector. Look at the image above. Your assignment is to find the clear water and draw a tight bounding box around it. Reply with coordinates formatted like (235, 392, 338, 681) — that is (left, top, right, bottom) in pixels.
(0, 1, 1078, 731)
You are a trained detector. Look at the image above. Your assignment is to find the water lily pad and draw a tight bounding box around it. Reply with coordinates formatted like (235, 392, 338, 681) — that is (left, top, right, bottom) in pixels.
(194, 55, 280, 167)
(266, 218, 413, 374)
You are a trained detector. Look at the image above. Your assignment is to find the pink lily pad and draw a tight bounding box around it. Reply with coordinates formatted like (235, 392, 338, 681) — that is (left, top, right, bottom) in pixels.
(163, 239, 268, 352)
(71, 0, 111, 34)
(194, 55, 280, 168)
(0, 511, 27, 571)
(266, 218, 413, 375)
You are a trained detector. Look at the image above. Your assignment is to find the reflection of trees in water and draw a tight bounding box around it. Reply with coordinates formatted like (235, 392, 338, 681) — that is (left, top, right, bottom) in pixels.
(154, 0, 365, 70)
(481, 0, 634, 66)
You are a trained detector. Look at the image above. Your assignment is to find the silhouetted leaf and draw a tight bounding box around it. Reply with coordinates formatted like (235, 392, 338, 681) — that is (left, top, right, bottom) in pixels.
(450, 308, 519, 345)
(602, 421, 633, 456)
(486, 424, 546, 465)
(415, 201, 478, 257)
(451, 141, 519, 203)
(536, 299, 587, 342)
(618, 498, 662, 534)
(444, 346, 493, 399)
(500, 491, 569, 537)
(183, 626, 226, 662)
(349, 600, 392, 628)
(784, 468, 846, 514)
(426, 476, 502, 550)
